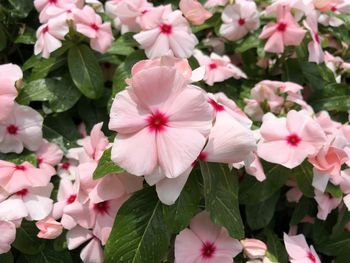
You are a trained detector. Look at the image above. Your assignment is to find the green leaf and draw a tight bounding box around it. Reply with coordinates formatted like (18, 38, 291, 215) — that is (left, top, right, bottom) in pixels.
(0, 252, 14, 263)
(15, 27, 36, 45)
(28, 56, 66, 81)
(8, 0, 33, 18)
(312, 83, 350, 112)
(0, 150, 37, 166)
(290, 197, 316, 225)
(12, 221, 45, 255)
(239, 162, 291, 205)
(43, 124, 77, 153)
(294, 161, 314, 198)
(200, 162, 244, 239)
(104, 187, 170, 263)
(246, 191, 280, 230)
(68, 44, 104, 99)
(17, 77, 81, 112)
(108, 33, 137, 56)
(326, 183, 343, 198)
(0, 25, 7, 51)
(234, 35, 260, 53)
(108, 62, 129, 110)
(93, 148, 125, 179)
(191, 13, 221, 33)
(318, 232, 350, 256)
(163, 170, 202, 233)
(264, 229, 288, 263)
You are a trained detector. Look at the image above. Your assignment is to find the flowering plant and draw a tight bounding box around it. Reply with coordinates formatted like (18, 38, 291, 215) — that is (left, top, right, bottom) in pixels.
(1, 0, 350, 262)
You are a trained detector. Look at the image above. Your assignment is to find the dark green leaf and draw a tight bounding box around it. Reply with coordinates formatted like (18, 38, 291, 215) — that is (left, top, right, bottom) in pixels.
(326, 183, 343, 198)
(235, 35, 260, 53)
(93, 148, 125, 179)
(12, 221, 45, 255)
(200, 162, 244, 239)
(264, 229, 288, 263)
(0, 26, 7, 51)
(290, 197, 316, 225)
(294, 161, 314, 198)
(104, 187, 170, 263)
(68, 45, 104, 99)
(239, 162, 291, 205)
(108, 33, 137, 56)
(246, 191, 280, 230)
(15, 27, 36, 45)
(0, 252, 14, 263)
(28, 56, 66, 81)
(8, 0, 33, 18)
(163, 170, 202, 233)
(0, 150, 37, 166)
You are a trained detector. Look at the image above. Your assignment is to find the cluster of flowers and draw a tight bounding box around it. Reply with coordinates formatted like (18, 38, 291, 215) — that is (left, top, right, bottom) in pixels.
(34, 0, 113, 57)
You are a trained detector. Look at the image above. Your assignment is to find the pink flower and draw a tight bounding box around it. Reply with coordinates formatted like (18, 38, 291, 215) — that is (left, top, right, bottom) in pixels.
(34, 14, 69, 58)
(257, 110, 326, 169)
(36, 217, 63, 239)
(340, 169, 350, 210)
(283, 233, 321, 263)
(179, 0, 212, 25)
(11, 184, 54, 221)
(0, 161, 53, 194)
(204, 0, 228, 8)
(133, 7, 198, 58)
(0, 199, 28, 254)
(309, 135, 348, 191)
(193, 50, 246, 86)
(315, 111, 342, 135)
(34, 0, 82, 22)
(314, 190, 342, 220)
(303, 11, 324, 64)
(0, 104, 43, 154)
(36, 139, 64, 174)
(286, 180, 303, 203)
(175, 211, 242, 263)
(220, 0, 259, 41)
(259, 5, 306, 53)
(109, 65, 212, 178)
(0, 64, 22, 121)
(73, 6, 114, 53)
(67, 226, 104, 263)
(244, 152, 266, 182)
(241, 239, 267, 260)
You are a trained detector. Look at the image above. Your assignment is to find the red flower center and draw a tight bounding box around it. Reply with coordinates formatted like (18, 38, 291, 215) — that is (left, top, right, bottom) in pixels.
(160, 23, 172, 34)
(66, 194, 77, 204)
(141, 9, 149, 15)
(15, 165, 26, 171)
(208, 99, 225, 112)
(7, 124, 18, 135)
(147, 110, 169, 133)
(61, 162, 70, 170)
(277, 22, 287, 32)
(93, 201, 110, 215)
(90, 23, 99, 31)
(43, 25, 49, 33)
(331, 6, 337, 12)
(16, 189, 28, 197)
(238, 18, 246, 26)
(307, 251, 316, 263)
(37, 157, 43, 165)
(286, 133, 301, 147)
(209, 63, 217, 70)
(49, 0, 57, 4)
(314, 33, 320, 43)
(201, 241, 216, 259)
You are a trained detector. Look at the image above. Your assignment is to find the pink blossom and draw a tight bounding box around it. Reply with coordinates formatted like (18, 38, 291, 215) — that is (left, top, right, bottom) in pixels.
(179, 0, 212, 25)
(340, 169, 350, 210)
(34, 0, 82, 22)
(204, 0, 228, 8)
(0, 161, 53, 194)
(244, 152, 266, 182)
(303, 11, 324, 64)
(73, 6, 114, 53)
(314, 190, 342, 220)
(0, 199, 28, 254)
(175, 211, 242, 263)
(36, 217, 63, 239)
(257, 110, 326, 169)
(36, 139, 64, 174)
(259, 5, 306, 53)
(11, 184, 54, 221)
(286, 180, 303, 203)
(133, 7, 198, 58)
(34, 14, 69, 58)
(67, 226, 104, 263)
(109, 65, 212, 178)
(283, 233, 321, 263)
(0, 104, 43, 154)
(0, 64, 22, 121)
(241, 239, 267, 260)
(220, 0, 259, 41)
(315, 111, 342, 134)
(193, 50, 246, 86)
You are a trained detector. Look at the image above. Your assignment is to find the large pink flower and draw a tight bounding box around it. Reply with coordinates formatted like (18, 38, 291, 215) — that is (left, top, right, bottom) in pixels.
(133, 6, 198, 58)
(179, 0, 212, 25)
(220, 0, 260, 41)
(283, 233, 321, 263)
(259, 5, 306, 53)
(34, 0, 82, 22)
(257, 110, 326, 169)
(73, 6, 114, 53)
(175, 211, 242, 263)
(0, 104, 43, 154)
(109, 65, 212, 178)
(0, 64, 22, 121)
